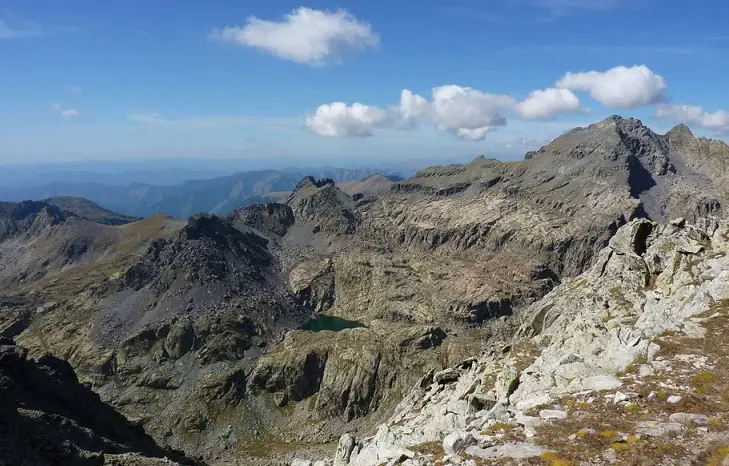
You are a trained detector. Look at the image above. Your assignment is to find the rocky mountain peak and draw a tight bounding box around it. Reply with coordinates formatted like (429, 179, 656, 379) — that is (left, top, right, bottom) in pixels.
(0, 200, 65, 222)
(121, 213, 271, 299)
(0, 200, 71, 241)
(183, 213, 266, 250)
(294, 176, 336, 192)
(665, 123, 698, 150)
(227, 203, 295, 237)
(286, 177, 359, 235)
(524, 114, 674, 186)
(667, 122, 695, 139)
(43, 196, 139, 225)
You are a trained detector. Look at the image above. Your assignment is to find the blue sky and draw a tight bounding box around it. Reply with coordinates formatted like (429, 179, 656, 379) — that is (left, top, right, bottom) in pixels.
(1, 0, 728, 165)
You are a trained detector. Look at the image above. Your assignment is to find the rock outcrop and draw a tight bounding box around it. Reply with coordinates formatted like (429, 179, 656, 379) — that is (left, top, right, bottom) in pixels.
(320, 215, 729, 465)
(286, 177, 360, 235)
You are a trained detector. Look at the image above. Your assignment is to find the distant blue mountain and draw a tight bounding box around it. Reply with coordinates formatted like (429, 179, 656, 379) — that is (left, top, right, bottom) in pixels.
(0, 167, 401, 219)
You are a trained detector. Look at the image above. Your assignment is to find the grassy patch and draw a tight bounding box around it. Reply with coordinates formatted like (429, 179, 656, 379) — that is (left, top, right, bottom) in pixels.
(487, 422, 517, 433)
(237, 437, 301, 458)
(706, 446, 729, 466)
(624, 403, 641, 413)
(611, 442, 632, 452)
(694, 371, 719, 394)
(709, 417, 727, 431)
(540, 451, 575, 466)
(411, 441, 445, 458)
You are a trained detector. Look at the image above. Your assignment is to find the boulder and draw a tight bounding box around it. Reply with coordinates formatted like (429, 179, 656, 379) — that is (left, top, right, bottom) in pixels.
(668, 413, 709, 426)
(636, 421, 684, 437)
(291, 460, 313, 466)
(442, 431, 476, 455)
(434, 368, 460, 385)
(539, 409, 567, 420)
(334, 433, 357, 466)
(465, 443, 547, 460)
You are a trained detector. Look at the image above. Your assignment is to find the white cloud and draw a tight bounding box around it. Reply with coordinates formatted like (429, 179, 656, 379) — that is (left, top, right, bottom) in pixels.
(456, 127, 496, 140)
(515, 88, 582, 119)
(308, 84, 584, 140)
(305, 102, 389, 137)
(556, 65, 666, 108)
(655, 104, 729, 133)
(397, 86, 514, 139)
(0, 19, 42, 39)
(210, 7, 379, 66)
(51, 102, 79, 119)
(305, 85, 517, 140)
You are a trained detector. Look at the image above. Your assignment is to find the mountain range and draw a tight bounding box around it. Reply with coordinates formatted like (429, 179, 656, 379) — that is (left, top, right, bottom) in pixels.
(2, 116, 729, 465)
(0, 167, 403, 219)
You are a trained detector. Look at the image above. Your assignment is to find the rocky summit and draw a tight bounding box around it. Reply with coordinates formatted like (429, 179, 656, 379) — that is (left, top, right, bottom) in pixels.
(3, 116, 729, 465)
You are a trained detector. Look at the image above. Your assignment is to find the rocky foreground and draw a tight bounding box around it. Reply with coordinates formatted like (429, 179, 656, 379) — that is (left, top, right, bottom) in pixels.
(296, 217, 729, 465)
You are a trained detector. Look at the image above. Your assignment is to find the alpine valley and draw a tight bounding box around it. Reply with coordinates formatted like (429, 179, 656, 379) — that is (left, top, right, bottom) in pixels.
(4, 117, 729, 465)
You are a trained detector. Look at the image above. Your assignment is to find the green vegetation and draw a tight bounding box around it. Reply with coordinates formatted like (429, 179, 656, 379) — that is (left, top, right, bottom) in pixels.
(540, 451, 575, 466)
(487, 422, 516, 432)
(694, 371, 719, 393)
(706, 446, 729, 466)
(611, 442, 632, 452)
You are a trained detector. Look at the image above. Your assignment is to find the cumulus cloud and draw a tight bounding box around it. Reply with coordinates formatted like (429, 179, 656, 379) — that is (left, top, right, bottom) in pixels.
(307, 86, 519, 140)
(304, 65, 687, 141)
(210, 7, 379, 66)
(456, 127, 496, 140)
(556, 65, 666, 108)
(305, 102, 390, 137)
(515, 88, 582, 119)
(655, 104, 729, 133)
(396, 86, 514, 140)
(51, 102, 78, 119)
(307, 85, 584, 140)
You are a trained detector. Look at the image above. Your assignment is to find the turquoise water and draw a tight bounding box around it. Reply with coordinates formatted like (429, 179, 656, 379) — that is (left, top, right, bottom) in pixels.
(300, 315, 366, 332)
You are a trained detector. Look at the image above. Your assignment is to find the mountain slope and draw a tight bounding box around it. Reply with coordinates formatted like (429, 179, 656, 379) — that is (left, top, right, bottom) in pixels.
(336, 174, 403, 199)
(0, 338, 197, 465)
(43, 196, 140, 225)
(0, 200, 172, 289)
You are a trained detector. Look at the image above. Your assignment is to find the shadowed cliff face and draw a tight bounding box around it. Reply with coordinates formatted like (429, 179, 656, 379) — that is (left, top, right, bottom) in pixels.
(2, 116, 729, 465)
(0, 338, 198, 466)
